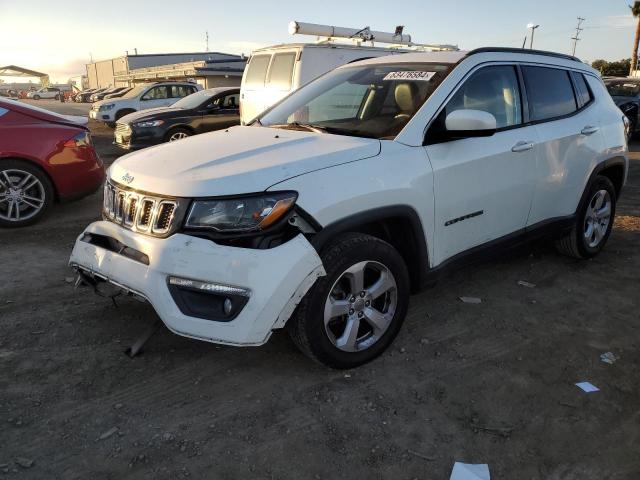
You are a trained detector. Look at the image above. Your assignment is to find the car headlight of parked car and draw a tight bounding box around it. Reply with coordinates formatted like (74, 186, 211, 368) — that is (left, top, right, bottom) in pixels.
(99, 104, 115, 111)
(185, 192, 297, 233)
(133, 120, 165, 128)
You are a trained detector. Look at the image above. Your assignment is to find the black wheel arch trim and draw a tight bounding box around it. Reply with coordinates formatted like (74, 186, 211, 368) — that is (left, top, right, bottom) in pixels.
(582, 156, 627, 202)
(308, 205, 430, 291)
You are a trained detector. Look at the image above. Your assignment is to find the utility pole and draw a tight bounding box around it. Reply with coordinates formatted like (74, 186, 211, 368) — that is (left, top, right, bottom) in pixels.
(527, 23, 540, 49)
(571, 17, 586, 56)
(205, 31, 209, 52)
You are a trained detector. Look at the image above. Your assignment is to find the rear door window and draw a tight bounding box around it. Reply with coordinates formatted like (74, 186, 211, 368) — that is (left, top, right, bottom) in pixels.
(170, 85, 191, 98)
(245, 55, 271, 86)
(522, 66, 577, 121)
(267, 53, 296, 89)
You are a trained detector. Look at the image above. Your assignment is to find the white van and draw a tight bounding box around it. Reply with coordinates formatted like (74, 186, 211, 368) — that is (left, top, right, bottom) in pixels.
(240, 43, 407, 124)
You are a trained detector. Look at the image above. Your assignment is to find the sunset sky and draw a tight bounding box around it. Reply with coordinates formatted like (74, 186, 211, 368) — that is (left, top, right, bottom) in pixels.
(1, 0, 637, 83)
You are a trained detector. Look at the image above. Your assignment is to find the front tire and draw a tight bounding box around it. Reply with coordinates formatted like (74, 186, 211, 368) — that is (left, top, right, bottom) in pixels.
(165, 127, 192, 142)
(33, 95, 40, 100)
(556, 175, 616, 259)
(0, 159, 54, 228)
(288, 233, 410, 368)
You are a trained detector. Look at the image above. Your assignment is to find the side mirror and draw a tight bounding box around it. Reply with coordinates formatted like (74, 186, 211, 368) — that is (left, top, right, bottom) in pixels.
(445, 109, 497, 138)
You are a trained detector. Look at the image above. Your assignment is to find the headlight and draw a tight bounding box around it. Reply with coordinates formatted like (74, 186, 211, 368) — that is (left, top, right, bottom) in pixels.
(99, 104, 115, 111)
(185, 192, 297, 233)
(133, 120, 164, 128)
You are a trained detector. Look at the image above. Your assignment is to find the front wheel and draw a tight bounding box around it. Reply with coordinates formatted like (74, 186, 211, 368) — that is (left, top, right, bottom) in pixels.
(33, 95, 40, 100)
(556, 175, 616, 259)
(166, 128, 192, 142)
(288, 233, 410, 368)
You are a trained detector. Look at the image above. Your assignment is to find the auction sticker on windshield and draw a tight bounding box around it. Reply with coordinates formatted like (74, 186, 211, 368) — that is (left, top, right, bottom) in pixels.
(383, 71, 436, 81)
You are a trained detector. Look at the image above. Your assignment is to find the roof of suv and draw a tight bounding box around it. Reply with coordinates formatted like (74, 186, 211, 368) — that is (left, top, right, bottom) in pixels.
(348, 47, 595, 74)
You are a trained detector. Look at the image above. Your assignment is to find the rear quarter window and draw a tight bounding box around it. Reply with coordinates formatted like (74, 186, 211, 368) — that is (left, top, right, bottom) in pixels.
(522, 66, 577, 121)
(245, 55, 271, 86)
(571, 72, 593, 108)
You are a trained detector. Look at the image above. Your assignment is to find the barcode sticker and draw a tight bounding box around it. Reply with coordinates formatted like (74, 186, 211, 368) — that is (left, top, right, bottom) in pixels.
(383, 71, 436, 81)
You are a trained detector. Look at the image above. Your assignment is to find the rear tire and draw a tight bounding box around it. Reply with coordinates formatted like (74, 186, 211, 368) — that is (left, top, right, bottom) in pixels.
(33, 95, 40, 100)
(288, 233, 410, 369)
(555, 175, 616, 259)
(0, 159, 54, 228)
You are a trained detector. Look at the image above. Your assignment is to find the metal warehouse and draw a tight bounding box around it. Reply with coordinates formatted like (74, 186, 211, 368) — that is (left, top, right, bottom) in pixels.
(85, 52, 246, 89)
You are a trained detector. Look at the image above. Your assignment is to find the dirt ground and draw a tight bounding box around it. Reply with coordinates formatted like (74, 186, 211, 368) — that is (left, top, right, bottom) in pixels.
(1, 100, 639, 479)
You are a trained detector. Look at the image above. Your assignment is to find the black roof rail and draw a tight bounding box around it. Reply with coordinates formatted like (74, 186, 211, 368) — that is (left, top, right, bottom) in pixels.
(466, 47, 581, 63)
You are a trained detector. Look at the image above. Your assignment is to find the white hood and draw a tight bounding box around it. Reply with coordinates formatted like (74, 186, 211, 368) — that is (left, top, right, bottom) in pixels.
(109, 126, 381, 197)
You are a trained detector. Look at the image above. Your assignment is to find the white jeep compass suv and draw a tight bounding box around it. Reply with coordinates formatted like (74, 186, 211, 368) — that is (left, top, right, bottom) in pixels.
(90, 81, 201, 126)
(70, 48, 628, 368)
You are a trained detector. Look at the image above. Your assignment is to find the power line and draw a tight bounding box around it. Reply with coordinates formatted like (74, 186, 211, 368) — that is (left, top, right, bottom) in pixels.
(571, 17, 586, 56)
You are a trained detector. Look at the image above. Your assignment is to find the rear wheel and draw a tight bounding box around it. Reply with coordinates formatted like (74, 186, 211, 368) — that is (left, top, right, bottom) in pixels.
(288, 233, 410, 368)
(33, 95, 40, 100)
(556, 175, 616, 259)
(0, 159, 54, 228)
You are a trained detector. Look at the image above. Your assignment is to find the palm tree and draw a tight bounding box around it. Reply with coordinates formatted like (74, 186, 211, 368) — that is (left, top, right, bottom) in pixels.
(630, 1, 640, 75)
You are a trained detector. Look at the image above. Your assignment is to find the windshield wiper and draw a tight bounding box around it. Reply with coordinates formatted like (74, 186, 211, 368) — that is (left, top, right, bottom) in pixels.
(268, 122, 329, 134)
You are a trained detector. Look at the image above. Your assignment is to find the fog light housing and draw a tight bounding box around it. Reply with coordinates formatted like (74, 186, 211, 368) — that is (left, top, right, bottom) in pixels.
(167, 276, 250, 322)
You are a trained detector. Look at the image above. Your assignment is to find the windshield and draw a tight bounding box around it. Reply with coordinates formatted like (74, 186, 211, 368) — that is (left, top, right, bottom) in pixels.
(606, 81, 640, 97)
(121, 85, 149, 99)
(172, 90, 216, 109)
(258, 62, 453, 139)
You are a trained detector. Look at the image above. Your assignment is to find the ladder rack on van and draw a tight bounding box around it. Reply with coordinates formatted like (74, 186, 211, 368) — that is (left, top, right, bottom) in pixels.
(288, 21, 458, 52)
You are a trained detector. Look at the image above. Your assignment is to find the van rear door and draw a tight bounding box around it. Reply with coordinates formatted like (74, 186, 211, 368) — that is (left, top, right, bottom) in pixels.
(240, 54, 272, 124)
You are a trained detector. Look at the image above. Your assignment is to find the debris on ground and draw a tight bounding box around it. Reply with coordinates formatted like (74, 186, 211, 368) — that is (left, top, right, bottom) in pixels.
(517, 280, 536, 288)
(15, 457, 34, 469)
(450, 462, 490, 480)
(97, 427, 118, 441)
(575, 382, 599, 393)
(459, 297, 482, 304)
(600, 352, 618, 364)
(407, 449, 436, 461)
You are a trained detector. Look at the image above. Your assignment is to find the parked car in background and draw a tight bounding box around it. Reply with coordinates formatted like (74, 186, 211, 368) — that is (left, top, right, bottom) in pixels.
(240, 43, 409, 124)
(91, 87, 128, 102)
(104, 87, 132, 100)
(70, 48, 627, 368)
(90, 81, 202, 127)
(0, 99, 104, 227)
(75, 88, 102, 103)
(114, 87, 240, 150)
(604, 78, 640, 139)
(26, 87, 61, 100)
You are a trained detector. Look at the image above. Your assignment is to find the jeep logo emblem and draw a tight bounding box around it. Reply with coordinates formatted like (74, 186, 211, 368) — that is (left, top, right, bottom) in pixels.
(122, 173, 134, 184)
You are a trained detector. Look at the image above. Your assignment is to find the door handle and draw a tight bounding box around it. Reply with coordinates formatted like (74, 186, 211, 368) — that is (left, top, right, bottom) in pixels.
(581, 125, 599, 135)
(511, 141, 534, 153)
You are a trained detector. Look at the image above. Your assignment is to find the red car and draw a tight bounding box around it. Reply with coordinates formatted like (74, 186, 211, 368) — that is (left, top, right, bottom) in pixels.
(0, 99, 104, 227)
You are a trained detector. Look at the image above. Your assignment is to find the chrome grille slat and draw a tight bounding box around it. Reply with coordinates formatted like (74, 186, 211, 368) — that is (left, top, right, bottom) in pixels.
(102, 181, 182, 237)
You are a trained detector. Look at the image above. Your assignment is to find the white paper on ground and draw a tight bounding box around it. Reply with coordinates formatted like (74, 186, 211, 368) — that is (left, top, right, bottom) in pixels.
(600, 352, 618, 364)
(459, 296, 482, 304)
(575, 381, 599, 393)
(450, 462, 490, 480)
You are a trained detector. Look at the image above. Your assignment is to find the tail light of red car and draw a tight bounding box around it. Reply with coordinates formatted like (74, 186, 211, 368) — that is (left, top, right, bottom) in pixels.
(63, 131, 93, 149)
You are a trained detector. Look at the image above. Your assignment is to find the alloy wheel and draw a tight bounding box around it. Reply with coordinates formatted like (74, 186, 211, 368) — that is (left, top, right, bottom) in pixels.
(169, 132, 189, 141)
(583, 189, 611, 248)
(323, 261, 398, 352)
(0, 169, 46, 222)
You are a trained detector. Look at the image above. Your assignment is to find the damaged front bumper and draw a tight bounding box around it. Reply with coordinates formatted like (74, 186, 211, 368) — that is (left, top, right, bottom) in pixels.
(69, 221, 325, 346)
